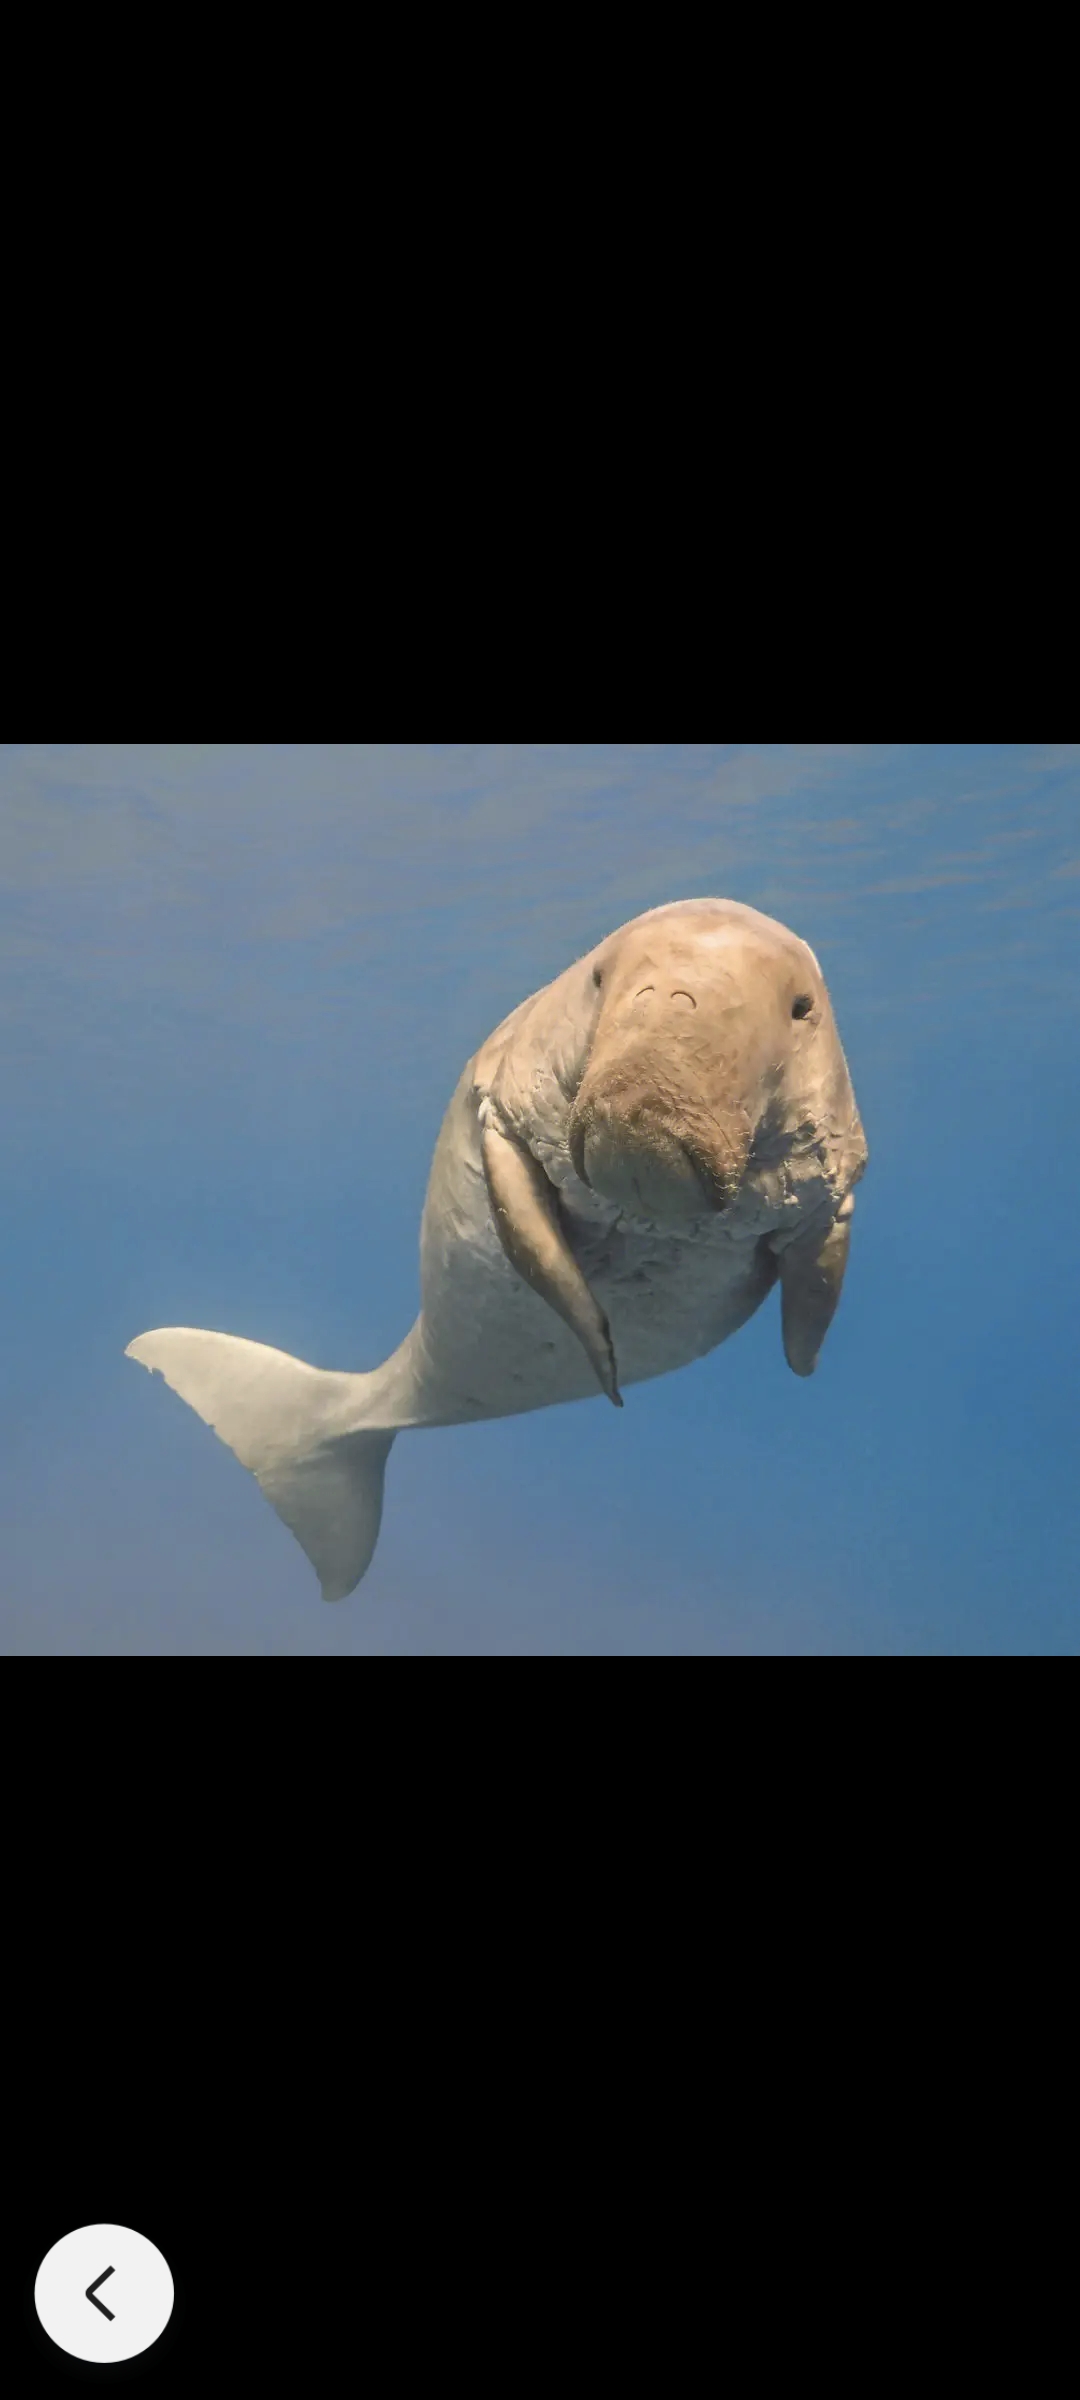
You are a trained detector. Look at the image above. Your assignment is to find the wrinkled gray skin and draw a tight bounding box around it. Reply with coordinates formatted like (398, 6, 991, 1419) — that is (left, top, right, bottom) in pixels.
(126, 897, 868, 1600)
(344, 894, 869, 1427)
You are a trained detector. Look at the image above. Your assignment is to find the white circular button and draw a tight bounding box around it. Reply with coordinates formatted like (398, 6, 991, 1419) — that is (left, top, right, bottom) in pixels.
(34, 2223, 174, 2364)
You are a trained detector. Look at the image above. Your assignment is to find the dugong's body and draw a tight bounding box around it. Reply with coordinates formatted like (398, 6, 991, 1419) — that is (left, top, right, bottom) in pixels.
(127, 898, 869, 1600)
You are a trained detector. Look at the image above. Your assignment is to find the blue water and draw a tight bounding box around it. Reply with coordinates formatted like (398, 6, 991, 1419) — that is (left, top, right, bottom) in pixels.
(2, 742, 1076, 1652)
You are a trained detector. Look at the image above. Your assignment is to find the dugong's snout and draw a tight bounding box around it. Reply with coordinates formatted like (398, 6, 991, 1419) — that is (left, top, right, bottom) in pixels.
(568, 1090, 752, 1221)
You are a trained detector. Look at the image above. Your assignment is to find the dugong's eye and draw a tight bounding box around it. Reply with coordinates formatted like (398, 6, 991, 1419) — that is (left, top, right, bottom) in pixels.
(791, 994, 814, 1020)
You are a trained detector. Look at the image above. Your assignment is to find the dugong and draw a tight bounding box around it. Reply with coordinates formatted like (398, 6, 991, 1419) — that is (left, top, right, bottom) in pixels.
(126, 898, 868, 1602)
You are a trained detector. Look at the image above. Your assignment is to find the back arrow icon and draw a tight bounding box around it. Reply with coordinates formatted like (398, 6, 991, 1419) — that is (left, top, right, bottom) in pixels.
(86, 2267, 116, 2320)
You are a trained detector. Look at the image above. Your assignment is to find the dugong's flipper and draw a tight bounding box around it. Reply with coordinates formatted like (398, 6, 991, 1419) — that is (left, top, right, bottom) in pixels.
(125, 1328, 395, 1600)
(480, 1119, 623, 1406)
(774, 1195, 855, 1378)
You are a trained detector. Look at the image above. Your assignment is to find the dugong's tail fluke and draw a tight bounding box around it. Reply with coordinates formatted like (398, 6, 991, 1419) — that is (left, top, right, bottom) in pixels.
(124, 1327, 396, 1601)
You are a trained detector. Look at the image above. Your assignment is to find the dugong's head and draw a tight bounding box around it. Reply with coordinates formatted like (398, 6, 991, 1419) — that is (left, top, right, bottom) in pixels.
(476, 896, 869, 1399)
(566, 898, 865, 1223)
